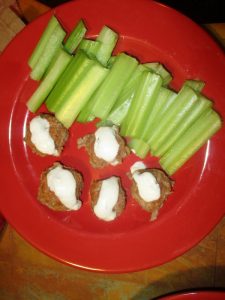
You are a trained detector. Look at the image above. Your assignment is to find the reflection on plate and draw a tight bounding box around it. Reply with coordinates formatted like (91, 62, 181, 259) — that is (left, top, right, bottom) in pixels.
(0, 0, 225, 273)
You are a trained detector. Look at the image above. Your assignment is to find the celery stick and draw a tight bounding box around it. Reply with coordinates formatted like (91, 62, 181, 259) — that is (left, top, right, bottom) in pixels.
(77, 56, 126, 126)
(128, 138, 150, 159)
(46, 50, 92, 112)
(154, 90, 177, 120)
(105, 64, 148, 125)
(184, 79, 205, 93)
(77, 56, 116, 123)
(77, 108, 95, 123)
(78, 39, 100, 59)
(95, 26, 118, 66)
(96, 119, 114, 127)
(55, 62, 108, 128)
(78, 26, 118, 65)
(86, 115, 95, 122)
(160, 109, 222, 175)
(64, 20, 87, 54)
(141, 87, 177, 141)
(106, 98, 132, 126)
(90, 53, 138, 119)
(154, 95, 213, 157)
(43, 47, 62, 78)
(107, 56, 116, 68)
(111, 64, 147, 109)
(28, 15, 59, 69)
(121, 71, 162, 138)
(76, 58, 108, 123)
(148, 86, 198, 150)
(44, 20, 86, 78)
(30, 24, 66, 81)
(144, 62, 172, 86)
(73, 56, 123, 123)
(27, 48, 72, 113)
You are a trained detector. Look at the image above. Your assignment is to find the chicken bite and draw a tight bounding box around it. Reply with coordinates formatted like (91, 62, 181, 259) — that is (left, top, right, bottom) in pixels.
(77, 126, 130, 168)
(129, 161, 173, 221)
(90, 176, 126, 221)
(38, 162, 83, 211)
(25, 113, 69, 156)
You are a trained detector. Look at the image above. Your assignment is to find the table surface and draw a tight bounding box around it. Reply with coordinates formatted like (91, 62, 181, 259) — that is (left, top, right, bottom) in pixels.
(0, 1, 225, 299)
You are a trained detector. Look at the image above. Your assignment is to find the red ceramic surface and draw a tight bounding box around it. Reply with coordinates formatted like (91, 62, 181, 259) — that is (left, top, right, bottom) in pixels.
(0, 0, 225, 273)
(160, 291, 225, 300)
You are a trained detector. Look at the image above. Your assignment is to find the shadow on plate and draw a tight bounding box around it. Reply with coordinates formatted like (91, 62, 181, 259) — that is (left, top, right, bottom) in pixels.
(0, 214, 6, 238)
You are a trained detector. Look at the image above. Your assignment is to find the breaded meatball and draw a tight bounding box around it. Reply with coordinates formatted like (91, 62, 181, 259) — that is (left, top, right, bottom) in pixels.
(77, 126, 130, 168)
(130, 168, 173, 220)
(25, 113, 69, 156)
(38, 162, 83, 211)
(90, 176, 126, 221)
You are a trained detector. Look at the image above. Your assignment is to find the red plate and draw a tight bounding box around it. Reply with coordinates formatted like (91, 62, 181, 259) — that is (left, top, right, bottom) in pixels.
(160, 291, 225, 300)
(0, 0, 225, 273)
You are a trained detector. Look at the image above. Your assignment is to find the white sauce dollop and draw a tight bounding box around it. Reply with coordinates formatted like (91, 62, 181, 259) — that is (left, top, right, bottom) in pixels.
(30, 116, 58, 156)
(94, 127, 119, 165)
(130, 161, 161, 202)
(130, 161, 146, 174)
(93, 176, 119, 221)
(47, 164, 81, 210)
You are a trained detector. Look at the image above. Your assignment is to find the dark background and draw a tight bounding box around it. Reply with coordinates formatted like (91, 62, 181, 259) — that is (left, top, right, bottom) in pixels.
(39, 0, 225, 24)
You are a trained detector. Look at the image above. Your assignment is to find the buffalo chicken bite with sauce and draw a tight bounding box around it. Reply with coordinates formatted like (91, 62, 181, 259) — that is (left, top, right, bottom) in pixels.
(38, 162, 83, 211)
(90, 176, 126, 221)
(25, 113, 69, 156)
(129, 161, 173, 221)
(77, 126, 130, 168)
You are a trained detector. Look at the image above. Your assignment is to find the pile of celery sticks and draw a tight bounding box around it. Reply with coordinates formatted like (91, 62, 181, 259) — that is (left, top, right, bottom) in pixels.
(26, 16, 222, 175)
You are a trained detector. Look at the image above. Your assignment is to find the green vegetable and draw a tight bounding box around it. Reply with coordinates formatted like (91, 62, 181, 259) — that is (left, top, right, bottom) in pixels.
(107, 56, 116, 67)
(121, 71, 162, 138)
(160, 109, 222, 175)
(78, 39, 99, 59)
(184, 79, 205, 93)
(78, 26, 118, 65)
(95, 26, 118, 66)
(27, 48, 72, 112)
(128, 138, 150, 158)
(30, 23, 66, 81)
(141, 87, 177, 141)
(104, 64, 148, 126)
(76, 106, 95, 123)
(46, 50, 92, 112)
(144, 62, 172, 86)
(28, 15, 59, 69)
(96, 119, 114, 127)
(78, 52, 138, 123)
(104, 98, 132, 126)
(148, 86, 198, 150)
(43, 19, 87, 78)
(77, 55, 121, 124)
(55, 60, 108, 128)
(26, 18, 222, 176)
(64, 20, 87, 54)
(90, 53, 138, 119)
(154, 95, 213, 156)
